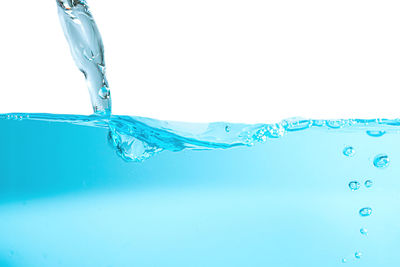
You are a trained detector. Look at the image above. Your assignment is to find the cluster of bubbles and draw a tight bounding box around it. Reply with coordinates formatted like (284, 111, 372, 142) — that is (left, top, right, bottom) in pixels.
(238, 118, 390, 148)
(341, 133, 389, 263)
(4, 114, 29, 121)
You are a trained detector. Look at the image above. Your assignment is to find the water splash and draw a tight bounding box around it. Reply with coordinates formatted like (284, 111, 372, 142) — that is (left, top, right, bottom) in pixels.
(56, 0, 111, 115)
(3, 113, 400, 162)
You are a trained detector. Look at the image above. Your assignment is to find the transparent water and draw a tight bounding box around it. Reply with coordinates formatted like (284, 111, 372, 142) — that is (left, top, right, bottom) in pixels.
(1, 1, 399, 266)
(56, 0, 111, 115)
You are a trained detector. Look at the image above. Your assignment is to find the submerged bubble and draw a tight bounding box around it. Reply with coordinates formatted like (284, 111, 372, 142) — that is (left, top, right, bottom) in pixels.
(373, 154, 389, 168)
(359, 207, 372, 217)
(355, 252, 362, 259)
(348, 181, 361, 191)
(98, 86, 110, 99)
(360, 228, 368, 236)
(225, 125, 231, 132)
(366, 130, 386, 137)
(341, 258, 347, 263)
(364, 180, 373, 188)
(343, 146, 355, 157)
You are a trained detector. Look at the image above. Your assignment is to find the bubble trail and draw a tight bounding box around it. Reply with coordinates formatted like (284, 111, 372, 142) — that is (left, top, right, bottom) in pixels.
(373, 154, 389, 169)
(56, 0, 111, 115)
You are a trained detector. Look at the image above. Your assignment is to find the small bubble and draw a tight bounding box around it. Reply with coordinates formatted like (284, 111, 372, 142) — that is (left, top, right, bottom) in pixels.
(359, 207, 372, 217)
(225, 125, 231, 132)
(348, 181, 361, 191)
(364, 180, 373, 188)
(360, 228, 368, 236)
(373, 154, 389, 169)
(341, 258, 347, 263)
(355, 252, 362, 259)
(98, 86, 110, 99)
(366, 130, 386, 137)
(343, 146, 355, 157)
(327, 119, 346, 129)
(312, 120, 325, 127)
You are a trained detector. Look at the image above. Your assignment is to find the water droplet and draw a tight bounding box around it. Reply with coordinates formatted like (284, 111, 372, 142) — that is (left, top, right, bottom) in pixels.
(360, 228, 368, 236)
(355, 252, 362, 259)
(364, 180, 373, 188)
(373, 154, 389, 168)
(359, 207, 372, 217)
(348, 181, 361, 191)
(366, 130, 386, 137)
(341, 258, 347, 263)
(98, 86, 110, 99)
(343, 146, 355, 157)
(225, 125, 231, 132)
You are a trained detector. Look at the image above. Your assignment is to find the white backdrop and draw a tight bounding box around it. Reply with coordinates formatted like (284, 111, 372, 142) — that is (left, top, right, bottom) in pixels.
(1, 0, 399, 123)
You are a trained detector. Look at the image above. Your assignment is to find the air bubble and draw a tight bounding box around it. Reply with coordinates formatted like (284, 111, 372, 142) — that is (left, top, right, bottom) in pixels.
(360, 228, 368, 236)
(341, 258, 347, 263)
(364, 180, 373, 188)
(343, 146, 355, 157)
(348, 181, 361, 191)
(359, 207, 372, 217)
(312, 120, 325, 127)
(98, 86, 110, 99)
(366, 130, 385, 137)
(355, 252, 362, 259)
(373, 154, 389, 169)
(225, 125, 231, 132)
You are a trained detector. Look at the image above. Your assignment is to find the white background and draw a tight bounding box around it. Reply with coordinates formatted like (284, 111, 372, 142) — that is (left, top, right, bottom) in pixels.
(1, 0, 399, 123)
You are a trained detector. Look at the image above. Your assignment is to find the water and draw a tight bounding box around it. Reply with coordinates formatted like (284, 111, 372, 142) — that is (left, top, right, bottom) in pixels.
(1, 1, 400, 266)
(56, 0, 111, 115)
(1, 114, 400, 266)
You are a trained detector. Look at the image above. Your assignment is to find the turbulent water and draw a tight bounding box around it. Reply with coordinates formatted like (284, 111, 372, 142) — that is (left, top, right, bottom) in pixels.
(3, 113, 400, 162)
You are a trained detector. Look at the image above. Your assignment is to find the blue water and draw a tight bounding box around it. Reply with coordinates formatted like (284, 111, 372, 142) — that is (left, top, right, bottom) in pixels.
(1, 114, 400, 266)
